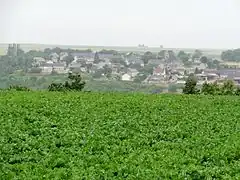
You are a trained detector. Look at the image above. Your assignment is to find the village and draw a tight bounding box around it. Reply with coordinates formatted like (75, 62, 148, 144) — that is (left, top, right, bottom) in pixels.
(28, 46, 240, 88)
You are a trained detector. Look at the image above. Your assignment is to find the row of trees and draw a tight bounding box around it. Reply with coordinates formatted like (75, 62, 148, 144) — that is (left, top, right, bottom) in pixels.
(183, 74, 240, 95)
(221, 49, 240, 61)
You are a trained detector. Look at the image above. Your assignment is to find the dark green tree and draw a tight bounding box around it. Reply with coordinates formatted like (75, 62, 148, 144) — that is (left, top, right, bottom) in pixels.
(48, 73, 85, 91)
(94, 52, 100, 63)
(200, 56, 208, 64)
(183, 74, 198, 94)
(64, 55, 74, 66)
(192, 49, 202, 59)
(221, 80, 235, 95)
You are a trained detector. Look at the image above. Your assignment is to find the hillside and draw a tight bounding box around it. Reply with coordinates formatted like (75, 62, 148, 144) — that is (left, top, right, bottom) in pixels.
(0, 92, 240, 179)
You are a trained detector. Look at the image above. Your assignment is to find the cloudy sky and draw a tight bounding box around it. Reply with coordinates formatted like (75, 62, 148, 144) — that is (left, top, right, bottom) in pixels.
(1, 0, 240, 48)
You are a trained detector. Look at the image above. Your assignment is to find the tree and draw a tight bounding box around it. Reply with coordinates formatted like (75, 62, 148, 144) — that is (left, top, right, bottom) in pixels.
(52, 47, 62, 55)
(94, 52, 100, 64)
(201, 80, 237, 96)
(64, 55, 74, 66)
(200, 56, 208, 64)
(221, 49, 240, 61)
(103, 65, 112, 78)
(183, 74, 198, 94)
(48, 73, 85, 91)
(201, 81, 221, 95)
(221, 80, 235, 95)
(178, 51, 190, 65)
(141, 51, 155, 64)
(192, 49, 202, 59)
(93, 70, 103, 79)
(134, 73, 148, 83)
(44, 48, 52, 54)
(194, 68, 202, 74)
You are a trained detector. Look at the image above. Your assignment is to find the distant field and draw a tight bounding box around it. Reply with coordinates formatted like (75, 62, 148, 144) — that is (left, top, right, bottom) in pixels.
(0, 48, 6, 55)
(0, 43, 224, 56)
(1, 92, 240, 179)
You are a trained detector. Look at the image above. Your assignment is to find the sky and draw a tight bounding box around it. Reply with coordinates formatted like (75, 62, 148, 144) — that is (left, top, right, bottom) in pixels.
(0, 0, 240, 49)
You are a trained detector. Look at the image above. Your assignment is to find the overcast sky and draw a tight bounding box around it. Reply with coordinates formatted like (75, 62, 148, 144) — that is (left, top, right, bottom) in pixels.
(1, 0, 240, 48)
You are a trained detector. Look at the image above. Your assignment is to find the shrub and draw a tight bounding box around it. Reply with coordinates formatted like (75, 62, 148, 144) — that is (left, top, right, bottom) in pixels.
(48, 73, 85, 92)
(201, 80, 238, 96)
(183, 74, 198, 94)
(8, 85, 31, 91)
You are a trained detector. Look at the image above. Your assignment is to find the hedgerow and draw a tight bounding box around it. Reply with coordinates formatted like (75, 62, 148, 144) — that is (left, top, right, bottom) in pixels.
(0, 92, 240, 179)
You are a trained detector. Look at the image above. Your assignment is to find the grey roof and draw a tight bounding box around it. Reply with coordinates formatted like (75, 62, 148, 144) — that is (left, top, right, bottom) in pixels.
(218, 69, 240, 78)
(148, 59, 161, 65)
(53, 63, 65, 67)
(69, 63, 82, 68)
(41, 63, 53, 67)
(72, 52, 94, 58)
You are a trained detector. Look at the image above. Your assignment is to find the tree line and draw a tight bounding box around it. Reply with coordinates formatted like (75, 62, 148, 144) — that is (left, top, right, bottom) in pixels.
(183, 74, 240, 96)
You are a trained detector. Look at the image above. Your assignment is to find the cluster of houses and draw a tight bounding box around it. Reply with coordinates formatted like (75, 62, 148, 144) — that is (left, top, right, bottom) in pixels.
(31, 50, 240, 86)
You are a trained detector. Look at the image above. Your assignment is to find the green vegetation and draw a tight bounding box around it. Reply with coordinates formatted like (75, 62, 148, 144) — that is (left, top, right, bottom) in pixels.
(182, 74, 198, 94)
(1, 92, 240, 179)
(221, 48, 240, 61)
(48, 73, 85, 92)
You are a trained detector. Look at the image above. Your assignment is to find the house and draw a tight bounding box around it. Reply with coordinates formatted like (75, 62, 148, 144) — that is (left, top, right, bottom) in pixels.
(147, 75, 165, 84)
(203, 69, 218, 74)
(39, 63, 53, 74)
(111, 63, 122, 73)
(153, 67, 163, 76)
(121, 73, 132, 81)
(148, 59, 161, 66)
(196, 73, 219, 83)
(46, 60, 54, 64)
(217, 69, 240, 79)
(72, 52, 94, 62)
(86, 58, 94, 64)
(98, 53, 115, 60)
(95, 61, 111, 70)
(127, 68, 139, 77)
(69, 63, 83, 73)
(174, 67, 186, 76)
(193, 63, 208, 70)
(125, 54, 143, 66)
(52, 63, 66, 74)
(219, 61, 240, 68)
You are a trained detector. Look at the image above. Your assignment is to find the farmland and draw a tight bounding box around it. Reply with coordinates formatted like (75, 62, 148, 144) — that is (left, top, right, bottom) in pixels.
(1, 92, 240, 179)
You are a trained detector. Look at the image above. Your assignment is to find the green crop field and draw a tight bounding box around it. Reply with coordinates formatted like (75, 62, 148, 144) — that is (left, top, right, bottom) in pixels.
(1, 92, 240, 179)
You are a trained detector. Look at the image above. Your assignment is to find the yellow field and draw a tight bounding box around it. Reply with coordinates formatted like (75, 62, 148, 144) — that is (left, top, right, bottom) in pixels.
(0, 48, 6, 55)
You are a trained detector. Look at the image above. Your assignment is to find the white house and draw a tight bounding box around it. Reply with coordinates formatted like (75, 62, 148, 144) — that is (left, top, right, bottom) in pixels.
(128, 68, 139, 77)
(39, 64, 53, 74)
(52, 63, 66, 74)
(122, 73, 132, 81)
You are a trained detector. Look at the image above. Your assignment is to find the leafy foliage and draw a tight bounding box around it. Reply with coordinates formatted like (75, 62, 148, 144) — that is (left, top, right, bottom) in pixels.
(1, 92, 240, 179)
(221, 48, 240, 61)
(201, 80, 239, 96)
(8, 85, 31, 91)
(48, 73, 85, 91)
(183, 74, 198, 94)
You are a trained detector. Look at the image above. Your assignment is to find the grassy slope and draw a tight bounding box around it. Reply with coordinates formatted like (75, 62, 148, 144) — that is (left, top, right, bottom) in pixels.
(0, 92, 240, 179)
